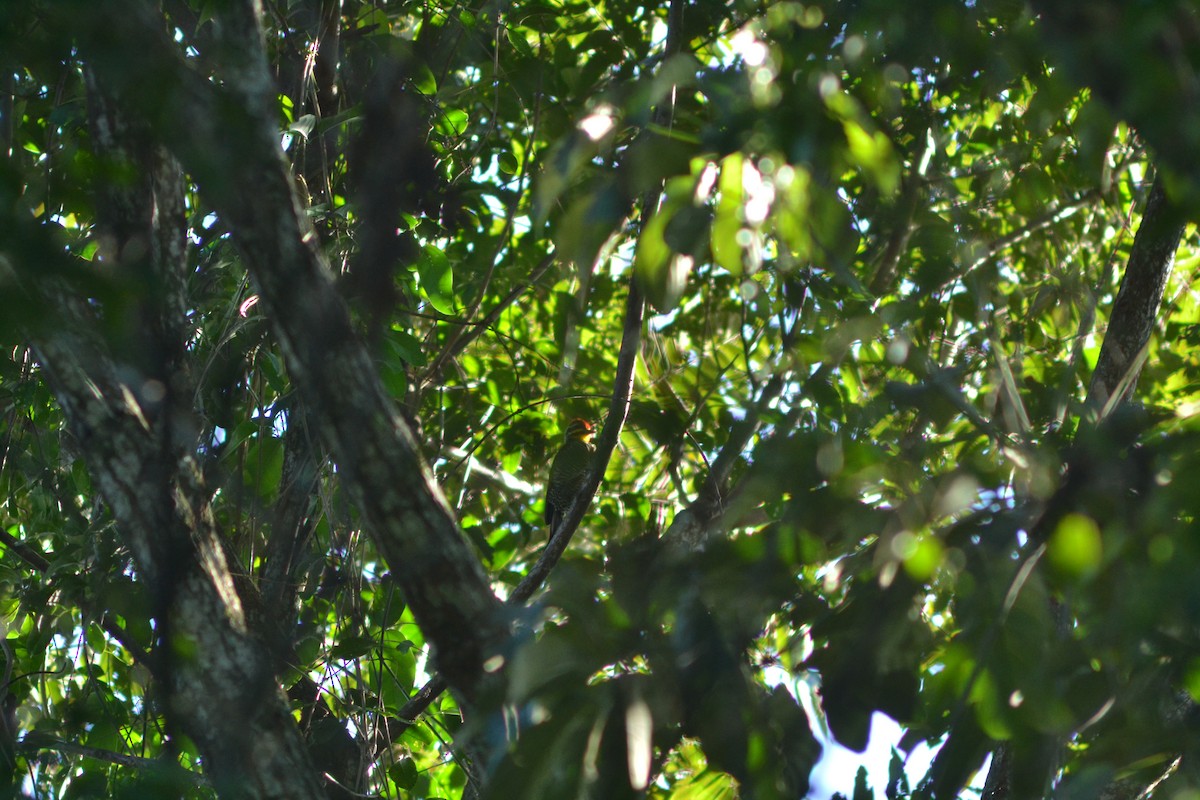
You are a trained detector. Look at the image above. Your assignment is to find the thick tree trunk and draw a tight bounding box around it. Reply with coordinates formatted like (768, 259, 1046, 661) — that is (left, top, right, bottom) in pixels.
(16, 66, 328, 798)
(63, 0, 507, 707)
(34, 332, 327, 800)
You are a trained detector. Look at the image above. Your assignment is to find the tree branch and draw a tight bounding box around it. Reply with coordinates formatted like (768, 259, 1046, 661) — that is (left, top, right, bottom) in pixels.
(420, 252, 557, 389)
(24, 219, 325, 800)
(380, 250, 650, 744)
(377, 0, 688, 739)
(1085, 175, 1184, 414)
(983, 172, 1185, 799)
(2, 38, 329, 796)
(19, 735, 207, 787)
(0, 527, 149, 665)
(66, 0, 509, 705)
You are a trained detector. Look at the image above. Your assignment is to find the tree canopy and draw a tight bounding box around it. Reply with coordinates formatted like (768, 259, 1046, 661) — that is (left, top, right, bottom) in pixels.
(1, 1, 1200, 799)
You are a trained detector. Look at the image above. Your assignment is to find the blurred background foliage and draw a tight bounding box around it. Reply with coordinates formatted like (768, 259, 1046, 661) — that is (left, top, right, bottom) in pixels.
(1, 0, 1200, 798)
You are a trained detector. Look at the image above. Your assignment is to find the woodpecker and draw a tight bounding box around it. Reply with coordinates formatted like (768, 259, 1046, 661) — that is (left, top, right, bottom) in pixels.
(544, 418, 596, 534)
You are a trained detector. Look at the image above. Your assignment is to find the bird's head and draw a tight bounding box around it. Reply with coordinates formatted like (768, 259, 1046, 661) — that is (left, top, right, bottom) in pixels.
(564, 418, 595, 444)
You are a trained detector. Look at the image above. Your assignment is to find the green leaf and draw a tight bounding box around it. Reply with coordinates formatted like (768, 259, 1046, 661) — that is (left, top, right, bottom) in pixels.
(634, 203, 692, 312)
(417, 244, 455, 314)
(668, 770, 739, 800)
(437, 108, 469, 137)
(386, 327, 427, 367)
(390, 756, 419, 790)
(711, 153, 745, 276)
(1049, 514, 1103, 578)
(412, 60, 437, 95)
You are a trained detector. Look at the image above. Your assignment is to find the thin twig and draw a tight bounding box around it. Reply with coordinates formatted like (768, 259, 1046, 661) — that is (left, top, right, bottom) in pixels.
(18, 735, 207, 786)
(958, 190, 1100, 283)
(0, 528, 149, 665)
(420, 252, 556, 388)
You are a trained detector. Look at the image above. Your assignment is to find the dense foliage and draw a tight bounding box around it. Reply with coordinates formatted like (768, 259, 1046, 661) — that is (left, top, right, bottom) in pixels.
(1, 1, 1199, 798)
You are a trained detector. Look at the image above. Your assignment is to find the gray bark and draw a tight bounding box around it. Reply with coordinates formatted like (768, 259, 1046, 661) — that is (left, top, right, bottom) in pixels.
(11, 63, 328, 797)
(64, 0, 508, 706)
(1085, 176, 1184, 413)
(33, 330, 326, 800)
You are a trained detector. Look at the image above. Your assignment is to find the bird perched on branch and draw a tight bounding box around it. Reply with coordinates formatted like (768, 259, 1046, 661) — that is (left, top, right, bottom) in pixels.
(544, 418, 596, 535)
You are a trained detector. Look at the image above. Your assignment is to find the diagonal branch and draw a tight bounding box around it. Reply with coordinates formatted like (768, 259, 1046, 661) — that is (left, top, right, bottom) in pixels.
(516, 0, 688, 588)
(0, 527, 149, 666)
(421, 252, 557, 389)
(19, 734, 207, 787)
(1084, 175, 1185, 414)
(22, 276, 325, 800)
(381, 249, 649, 743)
(982, 172, 1186, 799)
(517, 277, 646, 600)
(66, 0, 509, 705)
(379, 0, 689, 740)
